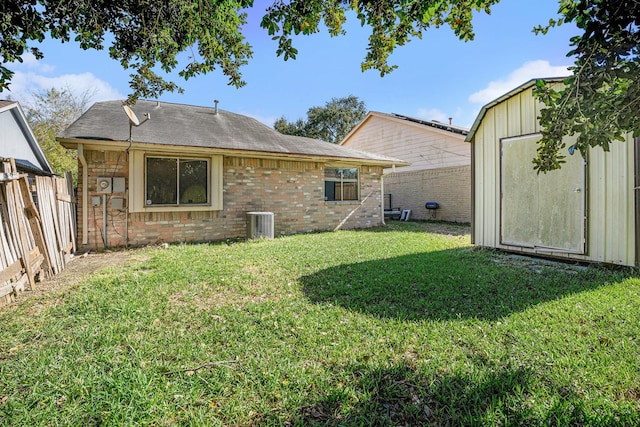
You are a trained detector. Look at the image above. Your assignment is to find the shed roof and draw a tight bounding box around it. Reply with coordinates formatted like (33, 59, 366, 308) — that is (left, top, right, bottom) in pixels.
(59, 100, 408, 167)
(465, 77, 569, 143)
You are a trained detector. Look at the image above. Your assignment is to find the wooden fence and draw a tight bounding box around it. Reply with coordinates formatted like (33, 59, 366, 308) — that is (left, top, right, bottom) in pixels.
(0, 158, 76, 305)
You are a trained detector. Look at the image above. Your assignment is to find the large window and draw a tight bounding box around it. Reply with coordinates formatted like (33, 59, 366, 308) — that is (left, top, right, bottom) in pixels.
(324, 167, 359, 201)
(146, 157, 209, 206)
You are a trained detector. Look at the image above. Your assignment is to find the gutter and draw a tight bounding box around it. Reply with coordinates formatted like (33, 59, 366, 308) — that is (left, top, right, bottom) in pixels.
(58, 138, 409, 169)
(78, 144, 88, 245)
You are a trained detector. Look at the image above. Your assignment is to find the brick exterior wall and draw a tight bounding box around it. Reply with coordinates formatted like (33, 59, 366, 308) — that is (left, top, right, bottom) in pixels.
(79, 150, 384, 249)
(384, 165, 471, 223)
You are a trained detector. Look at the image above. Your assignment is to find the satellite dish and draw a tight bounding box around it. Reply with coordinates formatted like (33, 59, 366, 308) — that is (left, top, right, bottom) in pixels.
(122, 103, 150, 143)
(123, 105, 140, 126)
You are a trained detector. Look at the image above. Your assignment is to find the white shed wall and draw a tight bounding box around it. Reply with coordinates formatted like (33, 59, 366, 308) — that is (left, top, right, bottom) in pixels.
(472, 84, 636, 266)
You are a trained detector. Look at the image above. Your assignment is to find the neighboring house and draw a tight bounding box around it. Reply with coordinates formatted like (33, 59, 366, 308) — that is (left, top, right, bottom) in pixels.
(340, 111, 470, 222)
(0, 100, 53, 176)
(58, 100, 408, 249)
(466, 77, 638, 267)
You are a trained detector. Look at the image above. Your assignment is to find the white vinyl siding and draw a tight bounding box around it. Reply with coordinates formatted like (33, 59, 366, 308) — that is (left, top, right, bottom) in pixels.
(342, 114, 469, 173)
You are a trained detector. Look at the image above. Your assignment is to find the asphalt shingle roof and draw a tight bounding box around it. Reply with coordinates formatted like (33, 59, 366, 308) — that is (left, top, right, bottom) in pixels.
(389, 113, 469, 135)
(0, 100, 17, 110)
(60, 100, 407, 166)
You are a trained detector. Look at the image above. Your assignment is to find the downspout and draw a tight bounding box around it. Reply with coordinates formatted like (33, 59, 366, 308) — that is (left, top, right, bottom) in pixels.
(78, 144, 88, 245)
(381, 164, 396, 225)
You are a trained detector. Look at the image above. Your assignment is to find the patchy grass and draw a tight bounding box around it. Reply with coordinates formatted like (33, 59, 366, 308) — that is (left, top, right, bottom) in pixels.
(1, 222, 639, 426)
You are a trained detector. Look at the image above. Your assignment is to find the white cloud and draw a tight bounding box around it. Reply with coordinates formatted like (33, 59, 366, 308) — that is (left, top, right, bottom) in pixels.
(416, 107, 449, 123)
(10, 52, 37, 68)
(13, 52, 56, 73)
(7, 70, 124, 105)
(3, 54, 124, 105)
(468, 60, 570, 104)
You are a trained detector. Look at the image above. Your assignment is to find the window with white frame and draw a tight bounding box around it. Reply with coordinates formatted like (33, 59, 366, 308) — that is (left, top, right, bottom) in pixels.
(324, 167, 359, 201)
(145, 156, 209, 206)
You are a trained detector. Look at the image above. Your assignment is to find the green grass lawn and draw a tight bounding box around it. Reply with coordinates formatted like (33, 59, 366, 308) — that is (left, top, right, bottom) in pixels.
(1, 222, 639, 426)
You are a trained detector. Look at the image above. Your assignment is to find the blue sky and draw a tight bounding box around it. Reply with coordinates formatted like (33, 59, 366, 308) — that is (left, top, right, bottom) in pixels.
(6, 0, 577, 129)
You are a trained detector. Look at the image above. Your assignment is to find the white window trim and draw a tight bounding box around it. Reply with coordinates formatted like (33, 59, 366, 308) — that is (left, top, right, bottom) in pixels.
(129, 150, 223, 212)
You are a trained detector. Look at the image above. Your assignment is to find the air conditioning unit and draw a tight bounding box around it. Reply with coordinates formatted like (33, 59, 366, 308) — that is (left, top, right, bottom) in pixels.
(97, 177, 112, 193)
(246, 212, 274, 239)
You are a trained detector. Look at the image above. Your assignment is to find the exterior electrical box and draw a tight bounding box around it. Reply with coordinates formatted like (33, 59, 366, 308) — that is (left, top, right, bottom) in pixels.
(97, 177, 112, 193)
(110, 197, 125, 210)
(113, 177, 126, 193)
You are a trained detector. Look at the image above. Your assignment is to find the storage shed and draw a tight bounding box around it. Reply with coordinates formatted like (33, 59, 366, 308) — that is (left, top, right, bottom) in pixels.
(466, 78, 638, 267)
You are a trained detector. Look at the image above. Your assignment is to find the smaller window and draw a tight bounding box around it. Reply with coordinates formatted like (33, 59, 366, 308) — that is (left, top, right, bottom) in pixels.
(325, 167, 359, 201)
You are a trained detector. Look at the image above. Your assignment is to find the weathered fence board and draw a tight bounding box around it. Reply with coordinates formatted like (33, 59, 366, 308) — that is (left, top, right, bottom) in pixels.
(0, 158, 76, 305)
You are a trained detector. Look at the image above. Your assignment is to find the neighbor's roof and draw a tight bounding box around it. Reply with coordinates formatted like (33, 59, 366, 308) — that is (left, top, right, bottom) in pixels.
(58, 100, 409, 167)
(341, 111, 468, 145)
(387, 112, 469, 135)
(0, 100, 53, 175)
(0, 100, 17, 110)
(465, 77, 569, 143)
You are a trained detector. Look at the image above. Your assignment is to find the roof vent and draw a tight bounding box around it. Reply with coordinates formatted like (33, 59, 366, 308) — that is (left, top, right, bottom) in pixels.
(214, 99, 219, 115)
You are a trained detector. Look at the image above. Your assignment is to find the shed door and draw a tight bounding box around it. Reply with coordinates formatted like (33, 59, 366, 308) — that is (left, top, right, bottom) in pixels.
(501, 134, 586, 253)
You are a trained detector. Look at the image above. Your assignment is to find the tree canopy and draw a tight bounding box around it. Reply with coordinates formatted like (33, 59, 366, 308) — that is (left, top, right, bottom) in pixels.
(0, 0, 497, 103)
(2, 0, 638, 171)
(1, 0, 255, 101)
(274, 95, 367, 143)
(533, 0, 640, 172)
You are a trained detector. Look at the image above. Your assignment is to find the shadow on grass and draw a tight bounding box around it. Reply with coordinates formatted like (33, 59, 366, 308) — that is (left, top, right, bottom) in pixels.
(300, 247, 630, 321)
(288, 363, 534, 426)
(257, 361, 631, 426)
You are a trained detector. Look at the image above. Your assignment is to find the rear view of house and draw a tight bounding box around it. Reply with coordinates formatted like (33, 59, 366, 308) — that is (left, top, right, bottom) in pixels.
(58, 100, 407, 249)
(467, 78, 638, 267)
(341, 112, 470, 222)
